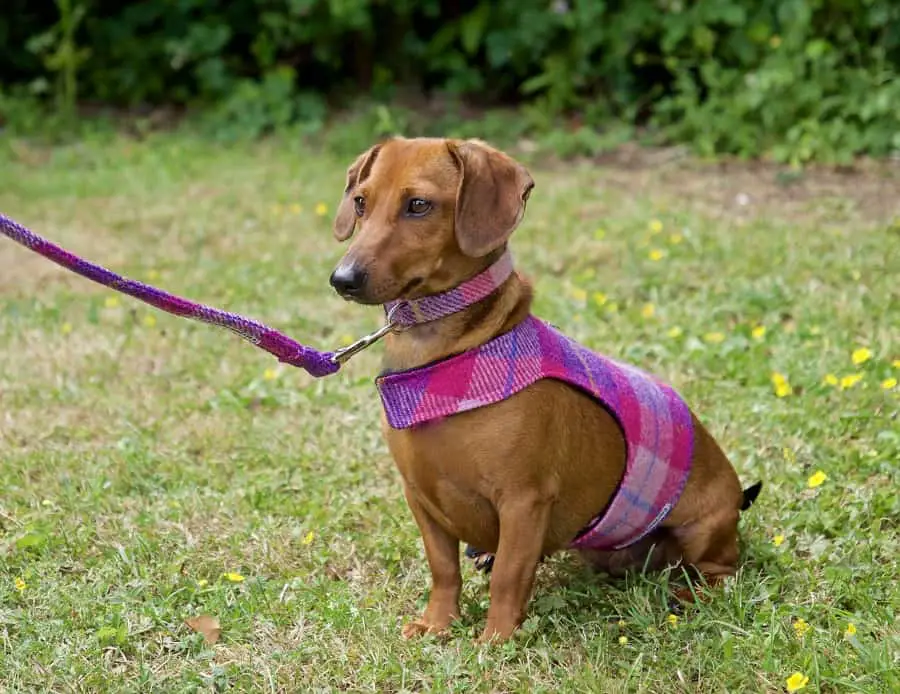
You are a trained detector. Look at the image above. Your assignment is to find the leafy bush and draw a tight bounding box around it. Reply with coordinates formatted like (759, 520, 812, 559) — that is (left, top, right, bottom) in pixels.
(648, 0, 900, 164)
(201, 67, 328, 141)
(1, 0, 898, 164)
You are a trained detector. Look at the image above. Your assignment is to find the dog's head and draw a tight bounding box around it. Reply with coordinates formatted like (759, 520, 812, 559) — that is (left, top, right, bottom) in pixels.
(328, 137, 534, 305)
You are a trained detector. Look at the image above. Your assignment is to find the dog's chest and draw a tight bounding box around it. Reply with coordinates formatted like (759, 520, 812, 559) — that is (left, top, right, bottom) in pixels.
(381, 406, 531, 544)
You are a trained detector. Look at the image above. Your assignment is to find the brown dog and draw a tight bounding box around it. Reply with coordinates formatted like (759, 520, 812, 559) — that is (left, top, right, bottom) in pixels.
(329, 137, 760, 643)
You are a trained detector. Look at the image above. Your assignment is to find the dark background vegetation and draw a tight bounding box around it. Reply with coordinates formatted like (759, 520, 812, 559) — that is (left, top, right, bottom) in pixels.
(2, 0, 899, 164)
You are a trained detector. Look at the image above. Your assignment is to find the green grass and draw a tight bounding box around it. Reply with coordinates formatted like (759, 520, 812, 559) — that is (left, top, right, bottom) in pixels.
(1, 130, 898, 693)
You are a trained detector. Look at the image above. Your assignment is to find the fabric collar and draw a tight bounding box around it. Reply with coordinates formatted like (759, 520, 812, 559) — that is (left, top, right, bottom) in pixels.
(383, 250, 514, 327)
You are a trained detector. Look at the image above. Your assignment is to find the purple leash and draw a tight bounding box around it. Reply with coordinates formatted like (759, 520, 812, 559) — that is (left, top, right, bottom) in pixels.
(0, 213, 391, 377)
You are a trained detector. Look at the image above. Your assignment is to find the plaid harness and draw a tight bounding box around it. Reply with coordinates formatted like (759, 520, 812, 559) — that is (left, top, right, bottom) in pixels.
(376, 315, 694, 551)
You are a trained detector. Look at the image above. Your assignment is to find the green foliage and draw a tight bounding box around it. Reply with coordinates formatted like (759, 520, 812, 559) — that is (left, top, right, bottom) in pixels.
(1, 0, 899, 163)
(24, 0, 90, 120)
(649, 0, 900, 164)
(202, 67, 328, 141)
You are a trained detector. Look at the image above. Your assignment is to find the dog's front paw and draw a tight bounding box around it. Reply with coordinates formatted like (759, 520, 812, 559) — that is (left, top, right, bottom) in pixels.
(476, 622, 517, 645)
(401, 619, 449, 639)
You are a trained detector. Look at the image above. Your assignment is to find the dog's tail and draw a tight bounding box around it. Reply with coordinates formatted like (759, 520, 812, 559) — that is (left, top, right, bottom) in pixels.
(740, 481, 763, 511)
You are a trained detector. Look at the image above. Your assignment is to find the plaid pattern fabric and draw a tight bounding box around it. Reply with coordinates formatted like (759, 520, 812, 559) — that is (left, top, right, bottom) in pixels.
(376, 315, 694, 551)
(384, 251, 514, 327)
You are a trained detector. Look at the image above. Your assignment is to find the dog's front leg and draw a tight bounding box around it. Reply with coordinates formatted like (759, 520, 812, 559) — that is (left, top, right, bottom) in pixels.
(401, 490, 461, 639)
(479, 495, 551, 643)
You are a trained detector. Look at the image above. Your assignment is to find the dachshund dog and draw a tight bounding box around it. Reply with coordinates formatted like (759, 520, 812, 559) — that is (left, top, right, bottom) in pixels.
(328, 137, 760, 643)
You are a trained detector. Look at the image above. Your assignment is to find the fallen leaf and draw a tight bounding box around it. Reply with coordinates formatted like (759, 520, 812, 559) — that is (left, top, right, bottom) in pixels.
(185, 614, 221, 645)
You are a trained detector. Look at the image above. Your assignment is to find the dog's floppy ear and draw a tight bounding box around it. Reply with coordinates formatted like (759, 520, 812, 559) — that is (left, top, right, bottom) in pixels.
(447, 139, 534, 257)
(333, 144, 381, 241)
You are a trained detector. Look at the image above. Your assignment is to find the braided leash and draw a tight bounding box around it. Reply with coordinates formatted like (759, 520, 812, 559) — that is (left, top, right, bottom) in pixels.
(0, 213, 390, 377)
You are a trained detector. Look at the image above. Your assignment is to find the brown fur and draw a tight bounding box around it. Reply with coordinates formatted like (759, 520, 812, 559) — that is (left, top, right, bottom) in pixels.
(330, 137, 752, 643)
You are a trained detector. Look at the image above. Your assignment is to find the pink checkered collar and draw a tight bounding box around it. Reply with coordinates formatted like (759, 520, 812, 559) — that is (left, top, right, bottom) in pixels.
(383, 250, 514, 327)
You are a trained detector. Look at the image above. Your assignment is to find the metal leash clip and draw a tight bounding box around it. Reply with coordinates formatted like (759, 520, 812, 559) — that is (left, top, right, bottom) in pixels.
(330, 303, 407, 365)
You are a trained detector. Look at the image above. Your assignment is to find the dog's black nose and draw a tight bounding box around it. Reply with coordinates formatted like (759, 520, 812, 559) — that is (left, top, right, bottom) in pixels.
(329, 263, 367, 297)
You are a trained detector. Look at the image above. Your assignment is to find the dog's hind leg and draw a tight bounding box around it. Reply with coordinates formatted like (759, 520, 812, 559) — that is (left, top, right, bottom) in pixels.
(465, 544, 495, 573)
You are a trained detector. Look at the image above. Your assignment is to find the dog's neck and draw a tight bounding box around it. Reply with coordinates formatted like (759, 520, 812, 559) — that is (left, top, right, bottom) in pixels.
(381, 252, 533, 373)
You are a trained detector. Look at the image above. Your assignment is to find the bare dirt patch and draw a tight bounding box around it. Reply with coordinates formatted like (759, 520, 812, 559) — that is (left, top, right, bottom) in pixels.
(583, 144, 900, 226)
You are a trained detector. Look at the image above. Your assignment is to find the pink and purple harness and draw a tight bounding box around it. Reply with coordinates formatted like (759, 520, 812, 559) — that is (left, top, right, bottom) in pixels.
(1, 214, 691, 551)
(377, 254, 693, 551)
(376, 311, 693, 551)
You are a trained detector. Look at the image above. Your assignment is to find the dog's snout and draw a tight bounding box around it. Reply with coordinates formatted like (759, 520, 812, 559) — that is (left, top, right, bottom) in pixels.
(329, 262, 368, 297)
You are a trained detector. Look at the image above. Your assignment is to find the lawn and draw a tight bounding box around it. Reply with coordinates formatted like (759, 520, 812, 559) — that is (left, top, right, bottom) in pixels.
(1, 131, 898, 693)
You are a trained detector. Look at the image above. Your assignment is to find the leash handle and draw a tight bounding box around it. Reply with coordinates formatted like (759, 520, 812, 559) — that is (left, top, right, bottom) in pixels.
(0, 213, 340, 378)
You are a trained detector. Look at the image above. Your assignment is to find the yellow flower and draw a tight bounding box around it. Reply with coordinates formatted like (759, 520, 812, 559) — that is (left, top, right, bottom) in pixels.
(823, 373, 838, 386)
(851, 347, 872, 365)
(893, 359, 900, 369)
(147, 269, 160, 281)
(289, 203, 303, 215)
(648, 248, 665, 261)
(618, 636, 628, 644)
(667, 326, 683, 339)
(302, 531, 315, 545)
(315, 202, 328, 216)
(592, 292, 608, 307)
(845, 622, 857, 637)
(807, 470, 828, 488)
(792, 618, 810, 638)
(668, 233, 683, 245)
(570, 287, 587, 302)
(222, 572, 245, 583)
(263, 368, 278, 381)
(594, 228, 606, 240)
(786, 672, 808, 692)
(704, 332, 725, 344)
(649, 219, 663, 234)
(771, 372, 792, 398)
(641, 303, 656, 319)
(882, 377, 897, 390)
(666, 614, 678, 627)
(61, 322, 73, 335)
(783, 447, 795, 463)
(197, 579, 208, 588)
(840, 373, 863, 390)
(104, 296, 120, 309)
(14, 577, 26, 593)
(751, 325, 766, 340)
(617, 619, 626, 628)
(773, 534, 785, 547)
(142, 314, 157, 328)
(606, 302, 619, 314)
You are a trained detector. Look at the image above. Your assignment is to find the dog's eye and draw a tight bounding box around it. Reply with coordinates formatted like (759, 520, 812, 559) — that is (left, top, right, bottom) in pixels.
(406, 198, 432, 216)
(353, 196, 366, 217)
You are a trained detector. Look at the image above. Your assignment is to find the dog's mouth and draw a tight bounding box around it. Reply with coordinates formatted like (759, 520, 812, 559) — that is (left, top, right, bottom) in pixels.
(399, 277, 425, 296)
(334, 276, 425, 306)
